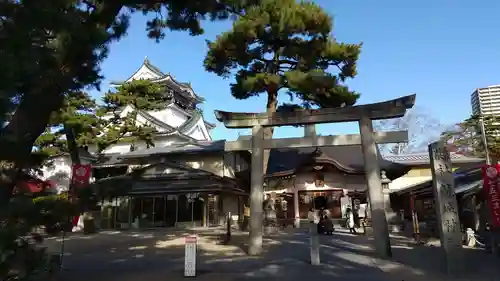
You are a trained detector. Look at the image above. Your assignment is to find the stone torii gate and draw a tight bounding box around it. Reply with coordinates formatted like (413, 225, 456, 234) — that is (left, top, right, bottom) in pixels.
(214, 94, 416, 258)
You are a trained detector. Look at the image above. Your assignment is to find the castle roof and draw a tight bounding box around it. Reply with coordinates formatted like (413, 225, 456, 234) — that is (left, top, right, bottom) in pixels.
(110, 57, 204, 104)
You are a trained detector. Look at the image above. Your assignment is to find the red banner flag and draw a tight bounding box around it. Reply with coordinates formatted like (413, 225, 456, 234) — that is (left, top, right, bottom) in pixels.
(71, 164, 91, 188)
(483, 164, 500, 227)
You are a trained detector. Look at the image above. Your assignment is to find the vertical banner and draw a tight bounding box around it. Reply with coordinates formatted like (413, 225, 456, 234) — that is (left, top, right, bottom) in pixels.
(70, 164, 91, 230)
(71, 164, 91, 188)
(482, 164, 500, 227)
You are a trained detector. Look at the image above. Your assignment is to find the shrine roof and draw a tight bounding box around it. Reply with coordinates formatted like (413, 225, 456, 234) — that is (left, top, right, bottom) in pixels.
(93, 153, 128, 168)
(119, 140, 226, 159)
(383, 152, 484, 165)
(265, 145, 409, 180)
(93, 173, 245, 195)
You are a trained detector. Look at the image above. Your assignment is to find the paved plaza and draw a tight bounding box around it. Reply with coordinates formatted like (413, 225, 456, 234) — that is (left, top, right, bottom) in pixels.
(42, 227, 500, 281)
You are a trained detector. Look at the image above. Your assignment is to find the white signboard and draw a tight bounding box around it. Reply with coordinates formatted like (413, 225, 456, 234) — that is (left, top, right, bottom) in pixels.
(428, 141, 463, 275)
(184, 235, 197, 277)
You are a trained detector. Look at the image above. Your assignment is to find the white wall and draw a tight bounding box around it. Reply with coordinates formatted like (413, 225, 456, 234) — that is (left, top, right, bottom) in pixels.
(148, 104, 190, 129)
(158, 152, 247, 179)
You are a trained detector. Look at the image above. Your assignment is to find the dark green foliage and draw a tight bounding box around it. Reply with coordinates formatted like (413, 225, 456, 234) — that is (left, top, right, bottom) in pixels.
(34, 91, 99, 158)
(204, 0, 361, 177)
(1, 193, 76, 280)
(441, 115, 500, 160)
(35, 79, 172, 154)
(0, 0, 259, 169)
(1, 1, 260, 280)
(102, 80, 169, 111)
(204, 0, 361, 111)
(95, 79, 169, 152)
(32, 193, 78, 235)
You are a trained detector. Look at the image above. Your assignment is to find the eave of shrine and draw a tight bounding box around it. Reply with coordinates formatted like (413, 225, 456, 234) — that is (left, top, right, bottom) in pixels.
(118, 140, 226, 161)
(92, 160, 246, 195)
(383, 152, 484, 166)
(265, 146, 410, 180)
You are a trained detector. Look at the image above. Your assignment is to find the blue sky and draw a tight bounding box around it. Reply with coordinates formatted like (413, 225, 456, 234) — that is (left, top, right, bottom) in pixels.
(97, 0, 500, 141)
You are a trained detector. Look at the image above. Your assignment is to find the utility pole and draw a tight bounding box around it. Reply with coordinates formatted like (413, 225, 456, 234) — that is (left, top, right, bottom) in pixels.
(479, 116, 492, 165)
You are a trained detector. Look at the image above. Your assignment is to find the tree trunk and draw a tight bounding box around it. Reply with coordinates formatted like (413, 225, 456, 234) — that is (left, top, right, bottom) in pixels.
(0, 91, 65, 206)
(262, 91, 278, 232)
(0, 1, 124, 206)
(0, 165, 21, 209)
(262, 91, 278, 174)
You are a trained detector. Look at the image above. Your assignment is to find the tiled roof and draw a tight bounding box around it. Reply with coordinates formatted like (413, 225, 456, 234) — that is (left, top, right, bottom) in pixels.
(382, 152, 484, 164)
(266, 146, 409, 180)
(119, 140, 226, 159)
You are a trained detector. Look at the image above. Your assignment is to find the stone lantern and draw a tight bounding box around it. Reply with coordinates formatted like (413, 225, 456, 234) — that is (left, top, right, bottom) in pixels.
(380, 170, 392, 212)
(381, 170, 398, 232)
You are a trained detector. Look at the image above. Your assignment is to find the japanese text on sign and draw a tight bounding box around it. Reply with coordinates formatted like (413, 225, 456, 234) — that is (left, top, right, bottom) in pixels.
(428, 142, 462, 242)
(431, 146, 451, 162)
(430, 141, 464, 276)
(184, 236, 197, 277)
(483, 165, 500, 227)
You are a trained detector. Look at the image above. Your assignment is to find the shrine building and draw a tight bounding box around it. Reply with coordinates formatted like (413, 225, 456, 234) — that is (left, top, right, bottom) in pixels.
(261, 126, 410, 223)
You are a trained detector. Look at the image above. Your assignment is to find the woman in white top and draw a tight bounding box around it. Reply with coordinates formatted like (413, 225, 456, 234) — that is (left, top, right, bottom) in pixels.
(346, 208, 357, 234)
(307, 208, 316, 223)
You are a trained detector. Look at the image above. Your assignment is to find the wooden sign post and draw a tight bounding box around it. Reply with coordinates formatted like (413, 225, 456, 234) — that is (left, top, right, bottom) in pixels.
(184, 235, 197, 277)
(428, 141, 463, 276)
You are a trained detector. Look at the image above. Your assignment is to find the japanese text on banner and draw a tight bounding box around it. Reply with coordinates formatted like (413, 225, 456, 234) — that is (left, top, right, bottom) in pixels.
(483, 164, 500, 227)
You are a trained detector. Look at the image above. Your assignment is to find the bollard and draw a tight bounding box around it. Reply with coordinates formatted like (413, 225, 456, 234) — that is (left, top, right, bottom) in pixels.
(490, 227, 498, 255)
(226, 212, 232, 242)
(184, 235, 197, 277)
(309, 222, 320, 265)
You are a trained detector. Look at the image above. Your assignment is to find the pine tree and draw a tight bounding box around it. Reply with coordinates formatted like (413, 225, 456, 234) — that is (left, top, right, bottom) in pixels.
(95, 79, 170, 152)
(204, 0, 361, 172)
(1, 1, 262, 279)
(442, 115, 500, 161)
(0, 0, 261, 200)
(34, 91, 99, 159)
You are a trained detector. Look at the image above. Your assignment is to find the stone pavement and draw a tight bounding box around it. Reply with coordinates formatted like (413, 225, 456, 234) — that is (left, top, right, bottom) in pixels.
(328, 228, 500, 281)
(41, 227, 500, 281)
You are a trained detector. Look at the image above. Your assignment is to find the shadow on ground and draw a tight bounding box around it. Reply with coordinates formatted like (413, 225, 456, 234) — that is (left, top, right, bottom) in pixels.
(42, 227, 500, 281)
(317, 230, 499, 281)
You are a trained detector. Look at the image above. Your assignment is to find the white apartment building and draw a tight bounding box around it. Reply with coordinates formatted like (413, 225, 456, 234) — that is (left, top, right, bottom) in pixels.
(471, 85, 500, 116)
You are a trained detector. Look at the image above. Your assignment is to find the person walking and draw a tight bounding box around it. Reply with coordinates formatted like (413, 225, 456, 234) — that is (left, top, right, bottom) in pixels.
(346, 208, 357, 234)
(308, 208, 315, 223)
(242, 203, 250, 231)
